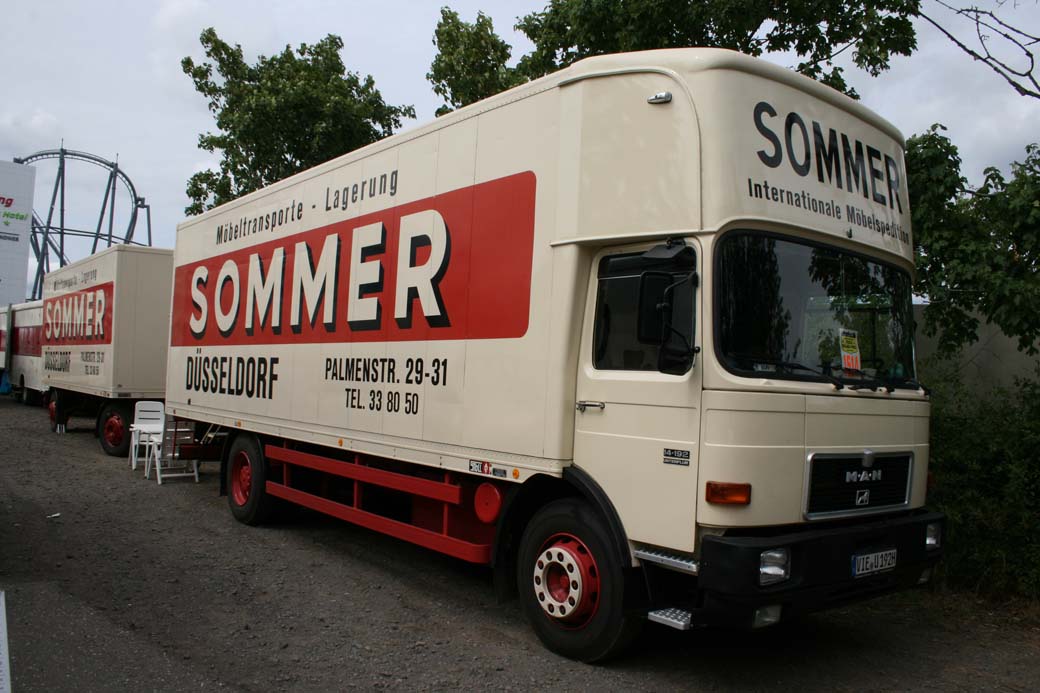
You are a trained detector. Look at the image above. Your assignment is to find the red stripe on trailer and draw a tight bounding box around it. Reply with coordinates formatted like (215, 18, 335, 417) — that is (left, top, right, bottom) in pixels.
(264, 445, 462, 505)
(265, 481, 491, 564)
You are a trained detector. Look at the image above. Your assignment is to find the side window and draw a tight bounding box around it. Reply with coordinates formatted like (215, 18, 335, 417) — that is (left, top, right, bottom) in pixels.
(592, 248, 696, 371)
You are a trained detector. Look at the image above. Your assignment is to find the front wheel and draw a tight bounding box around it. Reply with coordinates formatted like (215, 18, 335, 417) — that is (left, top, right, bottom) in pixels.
(517, 498, 642, 662)
(226, 434, 276, 526)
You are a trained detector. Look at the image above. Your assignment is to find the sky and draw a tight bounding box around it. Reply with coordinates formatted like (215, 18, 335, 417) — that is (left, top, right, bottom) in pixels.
(2, 0, 1038, 269)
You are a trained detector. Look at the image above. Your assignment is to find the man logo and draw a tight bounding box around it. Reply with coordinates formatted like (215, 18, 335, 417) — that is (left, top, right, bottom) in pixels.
(855, 489, 871, 506)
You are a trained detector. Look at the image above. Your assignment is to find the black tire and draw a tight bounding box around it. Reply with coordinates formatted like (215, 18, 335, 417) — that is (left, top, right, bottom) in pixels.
(97, 402, 132, 457)
(225, 434, 277, 526)
(517, 498, 642, 662)
(19, 377, 37, 406)
(49, 390, 71, 433)
(48, 393, 60, 432)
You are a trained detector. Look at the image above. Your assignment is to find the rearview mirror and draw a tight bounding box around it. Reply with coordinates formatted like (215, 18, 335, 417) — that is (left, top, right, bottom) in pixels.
(637, 271, 673, 345)
(637, 270, 697, 375)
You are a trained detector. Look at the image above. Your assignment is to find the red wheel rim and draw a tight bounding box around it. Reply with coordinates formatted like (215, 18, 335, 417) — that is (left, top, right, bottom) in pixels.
(532, 532, 601, 628)
(103, 413, 125, 447)
(230, 451, 253, 507)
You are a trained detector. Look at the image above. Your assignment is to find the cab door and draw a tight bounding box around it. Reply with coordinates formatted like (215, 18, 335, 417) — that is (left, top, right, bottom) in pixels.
(573, 240, 702, 553)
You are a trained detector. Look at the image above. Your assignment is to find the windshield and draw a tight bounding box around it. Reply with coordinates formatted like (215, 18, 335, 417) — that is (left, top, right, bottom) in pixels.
(716, 231, 916, 387)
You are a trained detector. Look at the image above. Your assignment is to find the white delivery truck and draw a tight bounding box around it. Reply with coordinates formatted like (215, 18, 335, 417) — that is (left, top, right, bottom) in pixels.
(167, 48, 943, 661)
(43, 245, 174, 455)
(8, 300, 45, 404)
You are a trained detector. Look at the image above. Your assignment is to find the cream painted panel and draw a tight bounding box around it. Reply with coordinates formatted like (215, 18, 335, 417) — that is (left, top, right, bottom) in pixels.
(703, 409, 804, 447)
(696, 444, 807, 527)
(690, 69, 912, 265)
(575, 72, 697, 238)
(396, 134, 438, 205)
(802, 393, 927, 447)
(542, 245, 592, 460)
(461, 343, 545, 456)
(699, 389, 806, 526)
(435, 120, 476, 193)
(574, 404, 700, 549)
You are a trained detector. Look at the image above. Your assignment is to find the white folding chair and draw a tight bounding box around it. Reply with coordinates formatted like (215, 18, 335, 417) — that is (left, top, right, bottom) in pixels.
(129, 401, 165, 471)
(145, 417, 200, 485)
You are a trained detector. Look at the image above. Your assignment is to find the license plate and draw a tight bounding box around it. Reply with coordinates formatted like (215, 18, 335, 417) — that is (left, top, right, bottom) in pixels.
(852, 548, 897, 578)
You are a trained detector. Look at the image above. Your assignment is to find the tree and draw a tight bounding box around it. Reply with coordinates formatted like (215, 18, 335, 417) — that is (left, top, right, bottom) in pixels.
(428, 8, 524, 115)
(918, 1, 1040, 100)
(907, 126, 1040, 354)
(513, 0, 920, 97)
(429, 1, 922, 106)
(182, 28, 415, 215)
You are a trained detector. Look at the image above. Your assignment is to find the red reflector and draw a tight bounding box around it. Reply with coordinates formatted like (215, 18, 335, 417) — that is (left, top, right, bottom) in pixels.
(474, 482, 503, 524)
(706, 481, 752, 505)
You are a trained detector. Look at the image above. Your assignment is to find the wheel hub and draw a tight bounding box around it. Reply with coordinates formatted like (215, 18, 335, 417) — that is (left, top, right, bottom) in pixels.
(532, 533, 600, 626)
(230, 451, 252, 507)
(103, 414, 125, 447)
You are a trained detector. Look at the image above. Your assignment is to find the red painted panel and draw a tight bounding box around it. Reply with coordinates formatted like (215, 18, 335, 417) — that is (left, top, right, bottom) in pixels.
(14, 326, 43, 357)
(265, 445, 462, 505)
(43, 281, 115, 346)
(266, 482, 492, 564)
(171, 171, 537, 346)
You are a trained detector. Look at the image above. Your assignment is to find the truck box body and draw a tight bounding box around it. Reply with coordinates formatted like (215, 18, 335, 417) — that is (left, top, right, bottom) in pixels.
(9, 300, 44, 399)
(0, 305, 8, 373)
(43, 245, 173, 399)
(168, 49, 942, 657)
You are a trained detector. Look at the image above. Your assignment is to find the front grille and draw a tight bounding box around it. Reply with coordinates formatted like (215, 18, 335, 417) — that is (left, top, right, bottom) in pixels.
(807, 454, 911, 517)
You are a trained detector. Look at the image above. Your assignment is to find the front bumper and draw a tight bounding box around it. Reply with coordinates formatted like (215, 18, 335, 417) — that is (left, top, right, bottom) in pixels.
(688, 510, 944, 628)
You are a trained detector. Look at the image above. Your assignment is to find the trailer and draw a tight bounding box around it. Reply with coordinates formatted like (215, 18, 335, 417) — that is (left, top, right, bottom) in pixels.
(166, 48, 943, 661)
(8, 300, 45, 404)
(0, 305, 8, 384)
(43, 245, 174, 455)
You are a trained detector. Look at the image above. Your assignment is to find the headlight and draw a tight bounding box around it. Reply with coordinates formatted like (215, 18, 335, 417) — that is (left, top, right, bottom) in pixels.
(925, 522, 942, 550)
(760, 548, 790, 585)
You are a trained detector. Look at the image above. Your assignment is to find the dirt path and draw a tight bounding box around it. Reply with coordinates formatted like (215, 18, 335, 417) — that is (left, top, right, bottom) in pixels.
(0, 397, 1036, 691)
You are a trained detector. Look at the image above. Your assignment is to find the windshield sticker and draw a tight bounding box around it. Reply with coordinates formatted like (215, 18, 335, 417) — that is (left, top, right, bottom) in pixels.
(840, 328, 861, 371)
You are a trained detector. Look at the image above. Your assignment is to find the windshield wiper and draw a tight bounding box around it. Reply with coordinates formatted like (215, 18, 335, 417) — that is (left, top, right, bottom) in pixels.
(743, 357, 845, 390)
(836, 367, 892, 393)
(880, 376, 931, 395)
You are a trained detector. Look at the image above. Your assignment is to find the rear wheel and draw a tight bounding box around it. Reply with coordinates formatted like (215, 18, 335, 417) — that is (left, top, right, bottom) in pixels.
(98, 402, 131, 456)
(226, 434, 276, 525)
(18, 377, 37, 406)
(49, 391, 68, 432)
(517, 498, 642, 662)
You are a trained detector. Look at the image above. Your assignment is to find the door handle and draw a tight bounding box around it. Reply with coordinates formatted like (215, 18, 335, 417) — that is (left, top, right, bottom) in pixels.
(576, 400, 606, 413)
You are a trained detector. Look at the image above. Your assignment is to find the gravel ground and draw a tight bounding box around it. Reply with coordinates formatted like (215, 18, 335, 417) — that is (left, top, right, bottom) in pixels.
(0, 396, 1037, 692)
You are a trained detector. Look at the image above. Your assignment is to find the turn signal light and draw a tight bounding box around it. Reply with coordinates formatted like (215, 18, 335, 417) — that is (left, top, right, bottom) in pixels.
(706, 481, 752, 505)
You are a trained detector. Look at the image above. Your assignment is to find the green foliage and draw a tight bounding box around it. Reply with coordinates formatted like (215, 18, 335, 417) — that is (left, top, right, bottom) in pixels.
(182, 28, 415, 215)
(924, 360, 1040, 599)
(428, 0, 921, 104)
(428, 8, 524, 116)
(907, 127, 1040, 355)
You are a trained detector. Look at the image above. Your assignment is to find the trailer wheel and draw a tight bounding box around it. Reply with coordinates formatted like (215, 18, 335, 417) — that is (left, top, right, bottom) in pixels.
(49, 392, 68, 432)
(98, 402, 132, 457)
(226, 434, 276, 526)
(517, 498, 641, 662)
(18, 377, 37, 406)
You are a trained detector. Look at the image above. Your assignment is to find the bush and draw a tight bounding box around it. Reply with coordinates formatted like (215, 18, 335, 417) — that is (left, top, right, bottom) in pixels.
(924, 359, 1040, 599)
